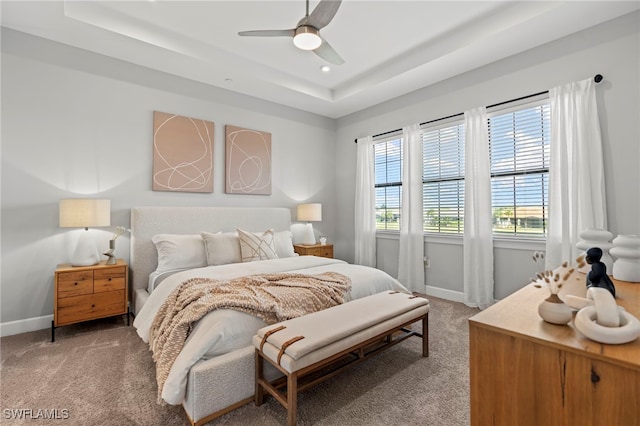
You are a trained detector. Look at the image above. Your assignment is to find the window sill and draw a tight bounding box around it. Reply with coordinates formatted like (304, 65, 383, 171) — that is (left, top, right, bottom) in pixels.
(375, 231, 546, 250)
(492, 235, 546, 250)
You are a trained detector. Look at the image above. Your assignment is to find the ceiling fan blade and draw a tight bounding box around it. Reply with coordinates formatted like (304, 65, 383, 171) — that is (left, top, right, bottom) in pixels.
(314, 38, 344, 65)
(238, 29, 295, 37)
(307, 0, 342, 29)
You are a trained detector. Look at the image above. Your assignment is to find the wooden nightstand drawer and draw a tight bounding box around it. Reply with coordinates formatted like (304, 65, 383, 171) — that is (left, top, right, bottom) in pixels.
(57, 290, 125, 325)
(94, 266, 126, 292)
(94, 266, 125, 281)
(57, 271, 94, 298)
(94, 276, 126, 292)
(315, 246, 333, 257)
(293, 244, 334, 258)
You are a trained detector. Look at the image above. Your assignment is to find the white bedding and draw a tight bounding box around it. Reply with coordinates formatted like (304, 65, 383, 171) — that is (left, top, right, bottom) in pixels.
(133, 256, 408, 405)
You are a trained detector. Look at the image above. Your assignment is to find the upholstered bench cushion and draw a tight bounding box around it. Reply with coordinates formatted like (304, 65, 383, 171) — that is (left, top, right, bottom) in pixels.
(252, 291, 429, 373)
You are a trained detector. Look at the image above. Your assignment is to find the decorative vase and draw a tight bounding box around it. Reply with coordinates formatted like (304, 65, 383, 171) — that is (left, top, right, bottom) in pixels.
(576, 228, 613, 273)
(610, 234, 640, 282)
(537, 294, 572, 325)
(104, 239, 117, 265)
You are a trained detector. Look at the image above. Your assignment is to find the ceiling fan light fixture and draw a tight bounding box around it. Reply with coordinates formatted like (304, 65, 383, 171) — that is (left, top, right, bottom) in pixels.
(293, 25, 321, 50)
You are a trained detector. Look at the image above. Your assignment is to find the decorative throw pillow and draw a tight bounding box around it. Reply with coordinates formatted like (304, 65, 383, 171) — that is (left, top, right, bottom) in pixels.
(201, 232, 242, 266)
(274, 230, 297, 258)
(237, 228, 278, 262)
(151, 234, 207, 272)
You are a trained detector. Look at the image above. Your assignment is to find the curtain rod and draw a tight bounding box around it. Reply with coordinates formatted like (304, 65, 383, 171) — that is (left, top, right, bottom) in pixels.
(354, 74, 603, 143)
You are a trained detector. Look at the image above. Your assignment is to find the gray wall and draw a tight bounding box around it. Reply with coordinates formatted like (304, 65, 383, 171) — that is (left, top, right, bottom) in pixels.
(334, 12, 640, 301)
(0, 29, 337, 330)
(1, 11, 638, 333)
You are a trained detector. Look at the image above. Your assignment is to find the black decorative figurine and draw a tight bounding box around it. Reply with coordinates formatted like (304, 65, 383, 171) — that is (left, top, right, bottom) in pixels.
(585, 247, 616, 298)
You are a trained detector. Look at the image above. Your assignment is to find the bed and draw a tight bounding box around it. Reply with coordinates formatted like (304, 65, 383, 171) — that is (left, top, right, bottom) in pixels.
(130, 206, 409, 425)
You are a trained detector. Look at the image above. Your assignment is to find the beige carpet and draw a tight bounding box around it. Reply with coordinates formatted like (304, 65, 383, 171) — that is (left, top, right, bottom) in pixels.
(0, 296, 478, 425)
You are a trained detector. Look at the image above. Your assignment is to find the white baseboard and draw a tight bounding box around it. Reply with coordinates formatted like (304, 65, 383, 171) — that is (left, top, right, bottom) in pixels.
(0, 314, 53, 337)
(425, 285, 465, 303)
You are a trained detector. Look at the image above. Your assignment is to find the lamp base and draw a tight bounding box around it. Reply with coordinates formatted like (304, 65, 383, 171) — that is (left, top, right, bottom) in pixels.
(301, 223, 316, 245)
(70, 231, 100, 266)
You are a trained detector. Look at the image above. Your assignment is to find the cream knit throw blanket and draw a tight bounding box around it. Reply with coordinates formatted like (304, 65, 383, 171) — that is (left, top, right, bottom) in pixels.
(149, 272, 352, 403)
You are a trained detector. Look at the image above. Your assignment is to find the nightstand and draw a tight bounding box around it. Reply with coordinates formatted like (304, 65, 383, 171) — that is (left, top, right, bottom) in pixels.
(293, 244, 334, 259)
(52, 259, 129, 342)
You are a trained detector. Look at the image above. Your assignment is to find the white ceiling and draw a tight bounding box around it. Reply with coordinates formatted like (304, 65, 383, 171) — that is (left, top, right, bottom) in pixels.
(2, 1, 639, 119)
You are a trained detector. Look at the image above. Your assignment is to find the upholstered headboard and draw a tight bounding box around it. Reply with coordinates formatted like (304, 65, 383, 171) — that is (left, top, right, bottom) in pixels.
(130, 206, 292, 314)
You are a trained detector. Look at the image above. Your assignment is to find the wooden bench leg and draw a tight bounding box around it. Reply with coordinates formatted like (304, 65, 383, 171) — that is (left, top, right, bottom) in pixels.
(255, 349, 265, 406)
(287, 372, 298, 426)
(422, 314, 429, 357)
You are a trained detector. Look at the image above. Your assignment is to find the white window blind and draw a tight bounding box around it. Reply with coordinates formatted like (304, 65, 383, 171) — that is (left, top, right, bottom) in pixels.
(374, 137, 402, 230)
(371, 98, 550, 238)
(489, 102, 550, 236)
(422, 122, 465, 233)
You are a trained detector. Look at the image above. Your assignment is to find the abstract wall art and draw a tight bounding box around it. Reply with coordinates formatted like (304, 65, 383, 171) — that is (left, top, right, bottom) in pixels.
(225, 125, 272, 195)
(152, 111, 214, 193)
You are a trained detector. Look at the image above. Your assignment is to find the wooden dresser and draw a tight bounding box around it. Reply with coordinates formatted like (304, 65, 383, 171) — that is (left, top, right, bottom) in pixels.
(52, 259, 129, 341)
(469, 270, 640, 426)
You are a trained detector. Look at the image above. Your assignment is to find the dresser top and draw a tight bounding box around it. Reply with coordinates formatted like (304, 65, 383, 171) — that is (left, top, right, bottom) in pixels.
(470, 269, 640, 370)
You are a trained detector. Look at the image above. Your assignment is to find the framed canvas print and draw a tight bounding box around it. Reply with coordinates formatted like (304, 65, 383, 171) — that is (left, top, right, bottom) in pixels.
(225, 125, 272, 195)
(153, 111, 214, 193)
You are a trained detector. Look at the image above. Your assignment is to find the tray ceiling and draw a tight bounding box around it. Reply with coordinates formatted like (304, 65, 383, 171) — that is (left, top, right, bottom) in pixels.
(2, 1, 638, 118)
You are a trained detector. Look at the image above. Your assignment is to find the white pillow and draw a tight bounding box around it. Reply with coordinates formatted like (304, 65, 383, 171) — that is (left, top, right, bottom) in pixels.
(151, 234, 207, 272)
(201, 232, 241, 266)
(274, 230, 297, 258)
(202, 230, 294, 265)
(237, 228, 278, 262)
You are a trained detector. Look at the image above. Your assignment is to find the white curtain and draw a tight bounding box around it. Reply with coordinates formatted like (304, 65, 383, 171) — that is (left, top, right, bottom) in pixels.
(547, 78, 607, 268)
(398, 124, 425, 293)
(463, 107, 494, 309)
(354, 136, 377, 267)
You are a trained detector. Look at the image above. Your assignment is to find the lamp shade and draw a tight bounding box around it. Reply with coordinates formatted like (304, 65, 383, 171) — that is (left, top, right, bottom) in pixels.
(59, 199, 111, 228)
(297, 203, 322, 222)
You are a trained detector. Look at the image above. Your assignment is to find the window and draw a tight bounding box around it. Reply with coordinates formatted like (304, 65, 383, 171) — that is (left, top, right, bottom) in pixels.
(489, 102, 550, 236)
(374, 136, 402, 230)
(422, 122, 465, 233)
(420, 101, 549, 237)
(371, 99, 550, 238)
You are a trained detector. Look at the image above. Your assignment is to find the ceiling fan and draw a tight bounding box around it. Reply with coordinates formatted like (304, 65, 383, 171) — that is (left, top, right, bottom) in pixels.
(238, 0, 345, 65)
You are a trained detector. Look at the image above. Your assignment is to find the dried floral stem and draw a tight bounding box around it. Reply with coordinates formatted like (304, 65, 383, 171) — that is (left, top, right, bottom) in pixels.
(530, 252, 577, 295)
(111, 226, 129, 241)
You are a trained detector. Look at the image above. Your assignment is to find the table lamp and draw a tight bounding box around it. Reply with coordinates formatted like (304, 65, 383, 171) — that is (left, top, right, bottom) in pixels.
(297, 203, 322, 245)
(59, 199, 111, 266)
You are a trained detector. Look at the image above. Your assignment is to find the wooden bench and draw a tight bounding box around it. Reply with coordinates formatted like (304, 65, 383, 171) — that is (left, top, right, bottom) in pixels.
(252, 290, 429, 425)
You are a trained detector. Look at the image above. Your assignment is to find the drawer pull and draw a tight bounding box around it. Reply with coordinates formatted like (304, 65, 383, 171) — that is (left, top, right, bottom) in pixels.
(74, 282, 78, 286)
(108, 278, 112, 281)
(91, 304, 95, 308)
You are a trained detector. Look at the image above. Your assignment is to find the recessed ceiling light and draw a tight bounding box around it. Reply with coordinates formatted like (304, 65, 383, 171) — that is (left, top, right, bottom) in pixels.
(320, 65, 330, 73)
